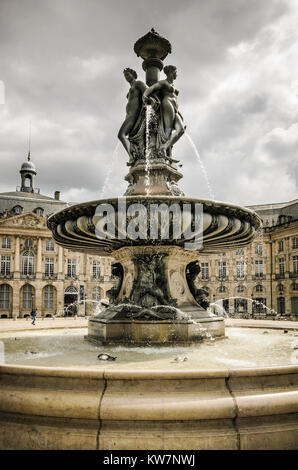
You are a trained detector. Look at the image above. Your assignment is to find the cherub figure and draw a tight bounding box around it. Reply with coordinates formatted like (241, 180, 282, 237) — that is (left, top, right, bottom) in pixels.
(118, 68, 147, 165)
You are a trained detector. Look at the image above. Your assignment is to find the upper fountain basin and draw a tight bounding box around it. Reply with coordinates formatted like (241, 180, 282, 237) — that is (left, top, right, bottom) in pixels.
(47, 196, 261, 256)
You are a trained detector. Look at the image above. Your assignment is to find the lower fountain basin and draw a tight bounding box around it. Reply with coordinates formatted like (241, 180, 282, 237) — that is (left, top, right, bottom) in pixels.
(0, 325, 297, 450)
(87, 317, 225, 344)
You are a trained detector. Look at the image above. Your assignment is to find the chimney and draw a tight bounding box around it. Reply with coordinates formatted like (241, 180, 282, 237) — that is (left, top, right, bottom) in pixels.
(54, 191, 60, 200)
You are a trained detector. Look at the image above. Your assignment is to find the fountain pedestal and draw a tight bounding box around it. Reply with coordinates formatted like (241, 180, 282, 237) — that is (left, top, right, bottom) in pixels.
(88, 246, 225, 344)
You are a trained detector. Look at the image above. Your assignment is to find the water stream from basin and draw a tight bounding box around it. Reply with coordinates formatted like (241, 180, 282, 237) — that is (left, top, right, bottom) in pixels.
(100, 142, 121, 199)
(185, 133, 215, 200)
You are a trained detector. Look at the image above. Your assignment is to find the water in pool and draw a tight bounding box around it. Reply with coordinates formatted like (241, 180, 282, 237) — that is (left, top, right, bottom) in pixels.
(1, 327, 298, 370)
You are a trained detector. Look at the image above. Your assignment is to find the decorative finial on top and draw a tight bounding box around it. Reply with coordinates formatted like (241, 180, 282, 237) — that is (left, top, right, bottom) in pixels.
(134, 29, 172, 60)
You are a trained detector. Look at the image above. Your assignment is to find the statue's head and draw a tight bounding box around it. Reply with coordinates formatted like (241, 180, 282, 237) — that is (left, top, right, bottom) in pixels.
(164, 65, 177, 79)
(123, 68, 137, 81)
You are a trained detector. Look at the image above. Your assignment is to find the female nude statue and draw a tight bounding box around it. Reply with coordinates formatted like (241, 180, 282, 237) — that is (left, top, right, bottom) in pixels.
(142, 65, 185, 153)
(118, 68, 147, 165)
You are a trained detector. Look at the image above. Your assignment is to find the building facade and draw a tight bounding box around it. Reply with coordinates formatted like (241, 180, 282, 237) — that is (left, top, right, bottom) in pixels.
(0, 154, 114, 318)
(196, 199, 298, 319)
(0, 154, 297, 319)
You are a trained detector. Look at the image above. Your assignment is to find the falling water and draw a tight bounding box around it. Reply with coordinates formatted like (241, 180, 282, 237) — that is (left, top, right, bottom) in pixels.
(210, 296, 278, 318)
(99, 142, 120, 199)
(145, 105, 153, 196)
(185, 133, 216, 200)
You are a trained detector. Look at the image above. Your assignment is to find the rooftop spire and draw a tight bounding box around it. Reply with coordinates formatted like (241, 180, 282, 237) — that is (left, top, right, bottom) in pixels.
(28, 121, 31, 161)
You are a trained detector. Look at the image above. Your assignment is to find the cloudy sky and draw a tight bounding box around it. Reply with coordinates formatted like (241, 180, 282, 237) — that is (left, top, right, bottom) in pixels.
(0, 0, 297, 206)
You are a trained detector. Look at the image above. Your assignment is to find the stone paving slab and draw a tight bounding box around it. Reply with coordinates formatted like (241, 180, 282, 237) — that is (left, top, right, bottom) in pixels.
(0, 317, 88, 333)
(225, 318, 298, 330)
(0, 317, 297, 334)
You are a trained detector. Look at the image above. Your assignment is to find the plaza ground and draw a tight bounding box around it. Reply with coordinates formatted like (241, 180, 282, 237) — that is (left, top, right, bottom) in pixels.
(0, 316, 297, 334)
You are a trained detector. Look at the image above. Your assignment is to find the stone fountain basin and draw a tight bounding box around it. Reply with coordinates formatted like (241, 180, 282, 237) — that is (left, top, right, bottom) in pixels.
(47, 196, 261, 255)
(0, 326, 297, 450)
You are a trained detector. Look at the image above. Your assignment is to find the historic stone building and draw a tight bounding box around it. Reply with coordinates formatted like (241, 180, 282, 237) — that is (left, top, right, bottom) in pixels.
(0, 154, 114, 318)
(0, 153, 297, 319)
(196, 199, 298, 319)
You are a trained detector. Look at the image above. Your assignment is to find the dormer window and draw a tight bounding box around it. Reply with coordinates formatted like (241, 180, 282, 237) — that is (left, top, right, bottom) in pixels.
(13, 205, 23, 215)
(35, 207, 44, 217)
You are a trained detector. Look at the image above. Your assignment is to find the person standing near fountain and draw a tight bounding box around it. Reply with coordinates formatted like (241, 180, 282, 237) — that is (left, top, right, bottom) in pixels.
(118, 68, 147, 165)
(143, 65, 185, 155)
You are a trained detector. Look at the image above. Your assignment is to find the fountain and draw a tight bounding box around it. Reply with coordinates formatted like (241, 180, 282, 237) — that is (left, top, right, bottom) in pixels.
(0, 30, 297, 451)
(47, 29, 261, 345)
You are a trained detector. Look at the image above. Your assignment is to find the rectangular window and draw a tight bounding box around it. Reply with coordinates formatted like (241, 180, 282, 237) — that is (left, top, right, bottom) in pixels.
(0, 285, 10, 309)
(255, 244, 263, 256)
(46, 240, 54, 251)
(44, 286, 54, 309)
(22, 253, 34, 275)
(1, 255, 11, 275)
(293, 256, 298, 274)
(278, 240, 284, 252)
(201, 262, 209, 280)
(292, 237, 298, 249)
(67, 259, 76, 277)
(45, 258, 54, 276)
(236, 261, 245, 279)
(236, 249, 244, 255)
(2, 237, 11, 249)
(255, 260, 263, 277)
(278, 258, 285, 276)
(92, 261, 101, 279)
(218, 261, 226, 279)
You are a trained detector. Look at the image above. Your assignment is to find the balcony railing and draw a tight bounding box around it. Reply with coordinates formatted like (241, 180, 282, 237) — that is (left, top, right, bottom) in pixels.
(275, 273, 285, 280)
(0, 273, 13, 279)
(65, 274, 78, 280)
(21, 274, 35, 280)
(43, 274, 57, 280)
(289, 272, 298, 279)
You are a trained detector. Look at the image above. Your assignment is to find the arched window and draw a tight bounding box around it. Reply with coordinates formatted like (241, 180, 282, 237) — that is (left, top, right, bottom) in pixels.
(92, 287, 101, 304)
(65, 286, 78, 294)
(22, 251, 34, 275)
(0, 284, 10, 309)
(44, 285, 54, 310)
(22, 284, 33, 309)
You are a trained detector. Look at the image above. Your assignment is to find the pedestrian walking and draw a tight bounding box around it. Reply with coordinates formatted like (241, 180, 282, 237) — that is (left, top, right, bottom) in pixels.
(31, 308, 37, 325)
